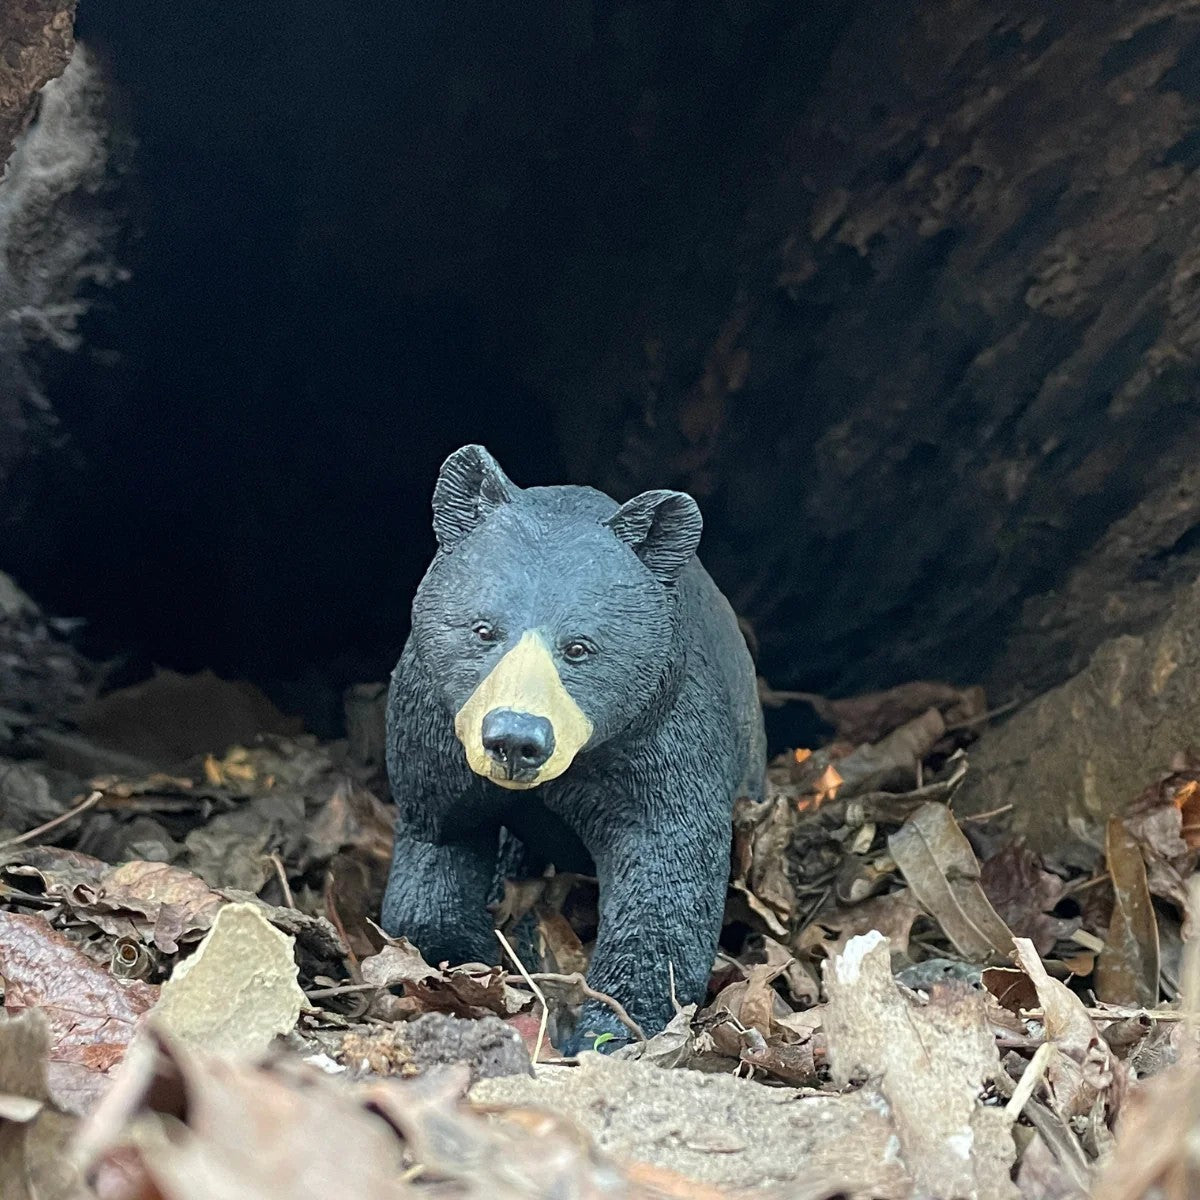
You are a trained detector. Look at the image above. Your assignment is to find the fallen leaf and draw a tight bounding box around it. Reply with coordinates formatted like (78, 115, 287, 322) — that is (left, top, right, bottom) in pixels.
(980, 841, 1076, 955)
(1013, 937, 1125, 1123)
(983, 966, 1040, 1015)
(834, 708, 948, 797)
(1091, 1057, 1200, 1200)
(305, 779, 393, 865)
(75, 668, 302, 765)
(361, 936, 529, 1019)
(0, 911, 158, 1114)
(150, 901, 306, 1057)
(730, 792, 801, 935)
(1096, 818, 1160, 1008)
(888, 801, 1014, 961)
(534, 909, 589, 976)
(803, 889, 925, 958)
(768, 681, 986, 745)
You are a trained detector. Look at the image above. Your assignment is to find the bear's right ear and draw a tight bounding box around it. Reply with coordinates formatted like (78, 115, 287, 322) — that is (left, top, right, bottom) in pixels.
(604, 489, 702, 585)
(432, 445, 519, 549)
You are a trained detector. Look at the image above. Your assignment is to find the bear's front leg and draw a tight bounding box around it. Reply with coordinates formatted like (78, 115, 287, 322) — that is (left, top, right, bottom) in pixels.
(381, 823, 499, 967)
(562, 814, 730, 1055)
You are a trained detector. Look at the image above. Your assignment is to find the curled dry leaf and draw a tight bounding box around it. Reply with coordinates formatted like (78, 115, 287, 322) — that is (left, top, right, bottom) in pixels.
(361, 936, 529, 1019)
(888, 801, 1014, 962)
(1091, 1057, 1200, 1200)
(0, 911, 158, 1115)
(1123, 764, 1200, 932)
(1012, 937, 1126, 1124)
(78, 1030, 715, 1200)
(980, 841, 1076, 956)
(833, 707, 948, 798)
(798, 889, 925, 960)
(730, 791, 800, 937)
(1095, 817, 1160, 1009)
(774, 680, 986, 745)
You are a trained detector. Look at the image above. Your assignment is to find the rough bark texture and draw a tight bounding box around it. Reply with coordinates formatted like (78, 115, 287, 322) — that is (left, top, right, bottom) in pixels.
(0, 40, 122, 533)
(531, 1, 1200, 701)
(959, 576, 1200, 861)
(0, 0, 75, 175)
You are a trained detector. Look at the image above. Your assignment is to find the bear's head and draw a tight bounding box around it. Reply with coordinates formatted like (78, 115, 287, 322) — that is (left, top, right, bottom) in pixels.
(411, 444, 702, 789)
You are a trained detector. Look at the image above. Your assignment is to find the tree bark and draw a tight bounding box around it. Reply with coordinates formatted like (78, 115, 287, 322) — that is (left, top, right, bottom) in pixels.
(534, 1, 1200, 704)
(0, 0, 75, 176)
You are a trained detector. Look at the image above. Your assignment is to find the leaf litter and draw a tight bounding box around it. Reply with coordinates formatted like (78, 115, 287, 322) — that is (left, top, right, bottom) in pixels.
(3, 574, 1200, 1196)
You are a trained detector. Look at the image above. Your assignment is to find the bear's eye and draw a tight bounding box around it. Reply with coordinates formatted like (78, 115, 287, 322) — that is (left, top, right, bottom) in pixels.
(472, 621, 498, 644)
(562, 639, 595, 663)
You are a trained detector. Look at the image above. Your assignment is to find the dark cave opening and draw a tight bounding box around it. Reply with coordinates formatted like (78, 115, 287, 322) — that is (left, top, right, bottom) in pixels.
(8, 0, 1200, 754)
(4, 0, 847, 743)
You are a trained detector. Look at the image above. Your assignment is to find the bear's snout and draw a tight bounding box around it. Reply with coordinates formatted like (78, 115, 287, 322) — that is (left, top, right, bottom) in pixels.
(481, 707, 556, 780)
(452, 629, 593, 790)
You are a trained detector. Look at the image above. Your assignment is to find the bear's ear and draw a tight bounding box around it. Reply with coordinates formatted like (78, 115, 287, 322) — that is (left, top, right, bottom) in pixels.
(432, 445, 519, 548)
(604, 489, 702, 585)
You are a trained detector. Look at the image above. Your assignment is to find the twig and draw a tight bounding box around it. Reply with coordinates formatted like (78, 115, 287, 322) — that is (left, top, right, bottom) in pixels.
(1005, 1040, 1055, 1122)
(304, 981, 380, 1001)
(1021, 1005, 1186, 1023)
(496, 930, 549, 1064)
(1062, 872, 1111, 897)
(0, 790, 102, 851)
(668, 960, 681, 1014)
(958, 803, 1014, 824)
(505, 970, 648, 1043)
(269, 853, 295, 908)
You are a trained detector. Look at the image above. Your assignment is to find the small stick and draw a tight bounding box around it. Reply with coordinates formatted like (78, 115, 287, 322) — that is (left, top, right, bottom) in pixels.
(0, 790, 102, 851)
(505, 970, 648, 1043)
(958, 803, 1014, 824)
(269, 853, 295, 908)
(496, 930, 550, 1064)
(668, 960, 682, 1014)
(305, 981, 380, 1000)
(1004, 1040, 1055, 1122)
(1020, 1005, 1186, 1023)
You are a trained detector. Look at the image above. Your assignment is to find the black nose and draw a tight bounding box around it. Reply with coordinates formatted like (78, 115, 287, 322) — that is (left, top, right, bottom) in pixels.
(481, 708, 555, 778)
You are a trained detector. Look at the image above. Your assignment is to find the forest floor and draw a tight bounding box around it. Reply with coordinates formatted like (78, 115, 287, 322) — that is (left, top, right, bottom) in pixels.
(1, 571, 1197, 1199)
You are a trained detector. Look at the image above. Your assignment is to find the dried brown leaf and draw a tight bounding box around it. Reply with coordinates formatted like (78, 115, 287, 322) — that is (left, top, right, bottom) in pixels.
(361, 936, 528, 1019)
(834, 707, 947, 797)
(0, 911, 158, 1114)
(305, 779, 393, 865)
(730, 791, 800, 935)
(804, 889, 925, 958)
(1092, 1057, 1200, 1200)
(1096, 818, 1160, 1008)
(790, 680, 986, 745)
(1012, 937, 1126, 1123)
(980, 841, 1075, 955)
(888, 801, 1014, 961)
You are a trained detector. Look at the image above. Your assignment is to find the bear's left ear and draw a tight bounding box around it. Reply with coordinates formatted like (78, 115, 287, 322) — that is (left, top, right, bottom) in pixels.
(604, 489, 702, 585)
(432, 445, 519, 549)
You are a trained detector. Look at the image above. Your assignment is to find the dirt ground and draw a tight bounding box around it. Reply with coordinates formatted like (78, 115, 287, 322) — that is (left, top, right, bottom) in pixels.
(3, 571, 1200, 1199)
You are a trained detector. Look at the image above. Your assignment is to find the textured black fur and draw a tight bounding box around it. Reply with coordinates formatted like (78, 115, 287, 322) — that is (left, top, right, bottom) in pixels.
(381, 446, 765, 1054)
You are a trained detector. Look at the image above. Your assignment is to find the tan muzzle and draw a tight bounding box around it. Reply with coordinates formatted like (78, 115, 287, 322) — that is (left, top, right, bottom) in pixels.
(454, 631, 593, 789)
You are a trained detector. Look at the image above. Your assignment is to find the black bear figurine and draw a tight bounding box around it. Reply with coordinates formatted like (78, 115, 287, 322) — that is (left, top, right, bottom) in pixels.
(381, 445, 766, 1054)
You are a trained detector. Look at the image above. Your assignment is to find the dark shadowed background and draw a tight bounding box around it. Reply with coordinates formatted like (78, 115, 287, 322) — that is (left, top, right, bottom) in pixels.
(6, 0, 1200, 743)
